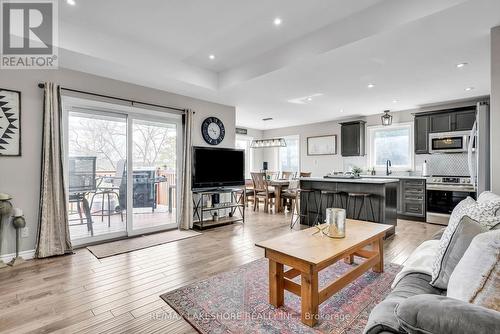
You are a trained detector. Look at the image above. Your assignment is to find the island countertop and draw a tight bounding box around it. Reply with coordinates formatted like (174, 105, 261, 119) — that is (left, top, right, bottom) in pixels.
(300, 177, 400, 184)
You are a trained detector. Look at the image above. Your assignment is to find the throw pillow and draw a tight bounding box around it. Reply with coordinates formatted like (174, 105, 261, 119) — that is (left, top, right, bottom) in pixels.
(477, 191, 500, 216)
(430, 216, 487, 289)
(447, 229, 500, 311)
(430, 197, 500, 289)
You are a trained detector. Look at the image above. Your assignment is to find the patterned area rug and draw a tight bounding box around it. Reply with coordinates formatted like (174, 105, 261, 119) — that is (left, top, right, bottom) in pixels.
(160, 257, 401, 334)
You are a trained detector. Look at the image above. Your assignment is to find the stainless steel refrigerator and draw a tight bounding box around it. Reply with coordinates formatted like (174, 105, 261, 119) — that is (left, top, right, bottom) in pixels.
(469, 101, 490, 193)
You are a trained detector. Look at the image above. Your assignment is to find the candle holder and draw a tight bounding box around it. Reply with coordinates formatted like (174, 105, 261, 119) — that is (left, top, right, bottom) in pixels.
(9, 215, 26, 267)
(0, 196, 13, 269)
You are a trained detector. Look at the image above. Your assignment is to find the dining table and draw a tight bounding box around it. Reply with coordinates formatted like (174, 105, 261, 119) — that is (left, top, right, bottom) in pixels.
(268, 179, 290, 213)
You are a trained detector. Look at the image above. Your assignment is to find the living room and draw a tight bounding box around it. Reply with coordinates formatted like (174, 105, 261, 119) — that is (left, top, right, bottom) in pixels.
(0, 1, 499, 333)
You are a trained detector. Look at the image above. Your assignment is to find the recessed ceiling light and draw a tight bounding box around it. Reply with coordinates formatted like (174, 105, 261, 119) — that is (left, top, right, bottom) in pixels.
(66, 0, 76, 5)
(465, 87, 474, 91)
(456, 62, 468, 68)
(306, 97, 313, 101)
(209, 54, 215, 60)
(340, 109, 344, 113)
(262, 117, 273, 121)
(392, 99, 398, 103)
(367, 83, 375, 88)
(273, 17, 282, 26)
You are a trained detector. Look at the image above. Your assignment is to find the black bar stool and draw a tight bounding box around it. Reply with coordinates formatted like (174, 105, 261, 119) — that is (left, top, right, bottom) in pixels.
(346, 192, 376, 221)
(315, 190, 346, 224)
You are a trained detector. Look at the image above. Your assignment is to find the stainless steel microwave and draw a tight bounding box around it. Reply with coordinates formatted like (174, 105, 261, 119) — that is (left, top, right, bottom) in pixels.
(428, 131, 471, 154)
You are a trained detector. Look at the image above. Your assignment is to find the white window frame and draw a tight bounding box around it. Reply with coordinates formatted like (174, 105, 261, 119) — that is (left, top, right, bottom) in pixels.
(367, 123, 414, 172)
(278, 135, 300, 173)
(235, 135, 253, 179)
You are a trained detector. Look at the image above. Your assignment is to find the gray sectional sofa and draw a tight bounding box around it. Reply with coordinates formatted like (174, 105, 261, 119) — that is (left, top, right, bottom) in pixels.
(364, 192, 500, 334)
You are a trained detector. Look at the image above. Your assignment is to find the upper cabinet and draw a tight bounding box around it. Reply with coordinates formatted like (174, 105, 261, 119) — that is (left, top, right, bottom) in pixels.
(429, 113, 453, 133)
(414, 115, 429, 154)
(454, 110, 476, 131)
(340, 121, 366, 156)
(414, 107, 476, 154)
(429, 109, 476, 133)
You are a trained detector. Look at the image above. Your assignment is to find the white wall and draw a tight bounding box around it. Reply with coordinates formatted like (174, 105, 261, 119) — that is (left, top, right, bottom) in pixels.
(0, 68, 236, 256)
(491, 26, 500, 193)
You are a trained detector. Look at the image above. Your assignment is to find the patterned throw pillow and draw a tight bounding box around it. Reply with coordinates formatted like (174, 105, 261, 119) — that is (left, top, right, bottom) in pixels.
(430, 197, 500, 289)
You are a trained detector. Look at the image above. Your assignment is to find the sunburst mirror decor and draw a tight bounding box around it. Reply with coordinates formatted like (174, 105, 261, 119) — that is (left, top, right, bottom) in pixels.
(0, 89, 21, 156)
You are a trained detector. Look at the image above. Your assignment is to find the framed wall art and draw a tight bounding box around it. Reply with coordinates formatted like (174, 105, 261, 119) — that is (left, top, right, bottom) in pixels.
(307, 135, 337, 156)
(0, 89, 21, 156)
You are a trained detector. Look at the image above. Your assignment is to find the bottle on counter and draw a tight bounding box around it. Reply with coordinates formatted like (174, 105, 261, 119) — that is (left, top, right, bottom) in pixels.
(422, 160, 429, 177)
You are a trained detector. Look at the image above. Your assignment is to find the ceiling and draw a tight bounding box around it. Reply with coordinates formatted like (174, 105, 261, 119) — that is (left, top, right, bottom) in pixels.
(57, 0, 500, 130)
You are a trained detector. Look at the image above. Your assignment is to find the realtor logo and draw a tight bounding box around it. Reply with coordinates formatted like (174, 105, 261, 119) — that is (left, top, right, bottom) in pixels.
(1, 0, 58, 69)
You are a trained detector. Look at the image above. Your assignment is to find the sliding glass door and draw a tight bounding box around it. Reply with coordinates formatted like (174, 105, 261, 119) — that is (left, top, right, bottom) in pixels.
(129, 118, 178, 235)
(64, 97, 181, 245)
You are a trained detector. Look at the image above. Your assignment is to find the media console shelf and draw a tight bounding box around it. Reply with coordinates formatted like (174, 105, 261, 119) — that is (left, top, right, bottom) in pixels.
(192, 187, 245, 230)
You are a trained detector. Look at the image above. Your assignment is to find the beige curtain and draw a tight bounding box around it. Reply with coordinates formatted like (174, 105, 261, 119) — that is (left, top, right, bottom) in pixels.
(35, 82, 73, 258)
(178, 110, 193, 230)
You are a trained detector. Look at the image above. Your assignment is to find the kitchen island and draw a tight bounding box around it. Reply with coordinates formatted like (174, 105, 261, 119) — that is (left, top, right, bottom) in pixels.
(299, 177, 399, 236)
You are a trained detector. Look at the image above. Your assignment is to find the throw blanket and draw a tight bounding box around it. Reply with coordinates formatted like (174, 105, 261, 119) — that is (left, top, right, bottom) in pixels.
(392, 240, 440, 288)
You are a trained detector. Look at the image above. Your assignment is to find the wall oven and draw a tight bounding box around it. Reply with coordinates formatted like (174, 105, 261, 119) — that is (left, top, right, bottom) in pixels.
(426, 176, 476, 225)
(428, 131, 470, 154)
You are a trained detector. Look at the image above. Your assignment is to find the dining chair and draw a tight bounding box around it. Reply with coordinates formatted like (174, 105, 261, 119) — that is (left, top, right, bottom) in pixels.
(244, 179, 254, 207)
(281, 171, 295, 180)
(251, 172, 275, 213)
(281, 179, 315, 228)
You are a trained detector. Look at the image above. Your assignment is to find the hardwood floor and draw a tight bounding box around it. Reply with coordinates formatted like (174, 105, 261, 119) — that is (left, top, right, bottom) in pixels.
(0, 210, 441, 334)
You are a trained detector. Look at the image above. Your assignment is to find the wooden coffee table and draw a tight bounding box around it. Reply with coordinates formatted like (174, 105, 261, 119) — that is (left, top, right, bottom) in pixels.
(255, 220, 391, 327)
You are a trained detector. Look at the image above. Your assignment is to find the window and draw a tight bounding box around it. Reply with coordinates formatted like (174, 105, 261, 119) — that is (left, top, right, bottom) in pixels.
(367, 123, 413, 170)
(235, 136, 253, 179)
(279, 135, 300, 172)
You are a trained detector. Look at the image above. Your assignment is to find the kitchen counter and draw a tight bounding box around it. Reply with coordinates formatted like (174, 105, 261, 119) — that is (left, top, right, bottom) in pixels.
(301, 177, 400, 184)
(299, 178, 398, 236)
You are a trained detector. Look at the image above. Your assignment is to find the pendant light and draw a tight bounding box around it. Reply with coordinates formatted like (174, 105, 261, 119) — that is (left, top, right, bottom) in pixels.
(381, 110, 393, 126)
(250, 138, 287, 148)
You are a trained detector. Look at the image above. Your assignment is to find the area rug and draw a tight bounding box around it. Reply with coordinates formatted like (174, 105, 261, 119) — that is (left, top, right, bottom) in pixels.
(160, 257, 401, 334)
(87, 229, 201, 258)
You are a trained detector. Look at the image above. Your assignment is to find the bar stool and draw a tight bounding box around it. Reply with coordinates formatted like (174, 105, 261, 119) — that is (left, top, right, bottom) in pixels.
(346, 192, 376, 221)
(315, 190, 346, 225)
(289, 189, 317, 229)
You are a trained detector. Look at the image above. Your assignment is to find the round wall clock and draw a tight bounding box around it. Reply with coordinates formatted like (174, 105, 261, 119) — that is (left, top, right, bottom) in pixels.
(201, 117, 225, 145)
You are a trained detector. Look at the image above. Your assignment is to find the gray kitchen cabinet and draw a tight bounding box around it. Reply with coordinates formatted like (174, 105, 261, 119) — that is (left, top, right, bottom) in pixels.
(414, 115, 429, 154)
(428, 108, 476, 133)
(397, 179, 426, 219)
(454, 110, 476, 131)
(340, 121, 366, 156)
(429, 113, 453, 133)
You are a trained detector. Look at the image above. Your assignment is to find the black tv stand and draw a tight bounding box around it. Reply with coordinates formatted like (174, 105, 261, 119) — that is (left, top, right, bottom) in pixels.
(192, 187, 245, 230)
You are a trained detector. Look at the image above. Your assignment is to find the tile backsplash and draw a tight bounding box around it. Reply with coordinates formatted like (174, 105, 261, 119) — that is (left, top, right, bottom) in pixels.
(342, 153, 471, 176)
(415, 153, 471, 176)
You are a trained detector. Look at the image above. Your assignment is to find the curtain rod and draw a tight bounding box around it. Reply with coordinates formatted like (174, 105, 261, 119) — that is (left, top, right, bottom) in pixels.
(37, 83, 190, 113)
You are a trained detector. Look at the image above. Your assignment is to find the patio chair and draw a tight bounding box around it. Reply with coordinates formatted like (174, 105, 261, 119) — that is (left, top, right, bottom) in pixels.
(89, 159, 125, 226)
(68, 156, 97, 236)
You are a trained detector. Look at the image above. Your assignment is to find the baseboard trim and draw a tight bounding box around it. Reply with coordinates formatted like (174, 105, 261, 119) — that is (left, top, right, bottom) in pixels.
(0, 249, 36, 263)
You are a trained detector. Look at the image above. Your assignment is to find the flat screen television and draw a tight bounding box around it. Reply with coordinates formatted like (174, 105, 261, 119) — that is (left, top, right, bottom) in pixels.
(192, 146, 245, 189)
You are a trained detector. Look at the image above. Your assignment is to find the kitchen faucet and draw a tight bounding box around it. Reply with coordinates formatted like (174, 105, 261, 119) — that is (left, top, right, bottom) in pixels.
(386, 160, 392, 176)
